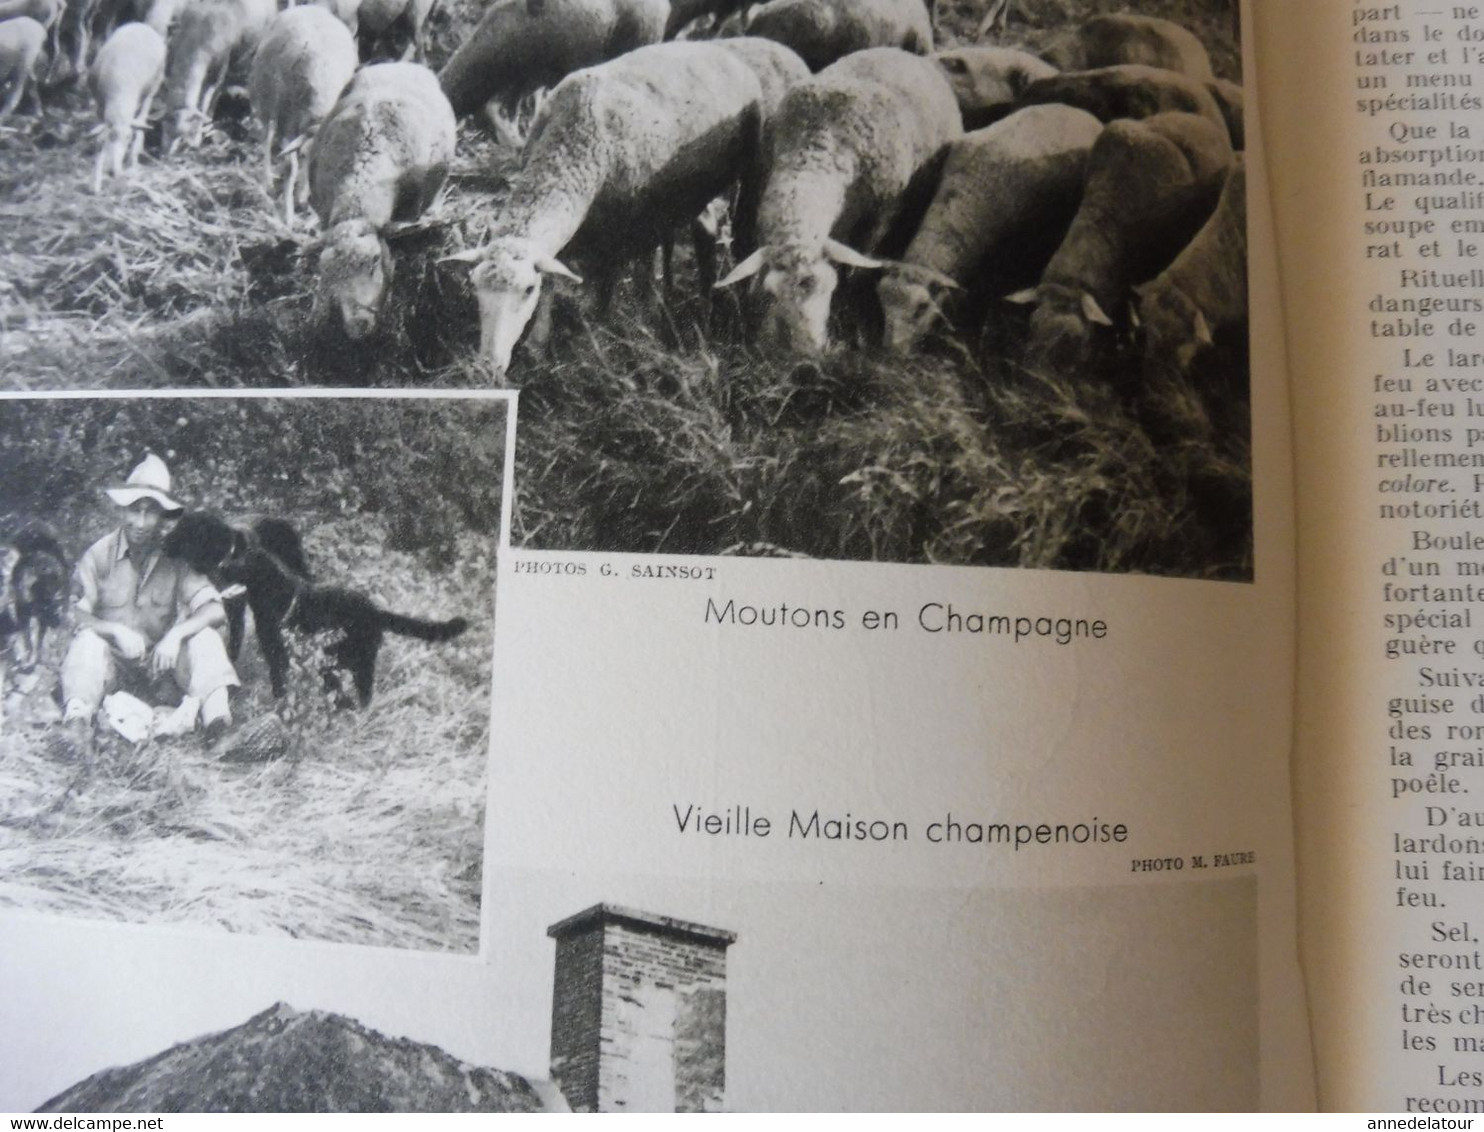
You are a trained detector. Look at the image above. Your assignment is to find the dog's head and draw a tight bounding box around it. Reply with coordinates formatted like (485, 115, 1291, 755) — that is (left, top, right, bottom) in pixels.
(161, 512, 239, 577)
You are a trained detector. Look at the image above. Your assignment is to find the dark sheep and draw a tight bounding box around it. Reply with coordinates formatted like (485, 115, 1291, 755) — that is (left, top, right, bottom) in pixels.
(1008, 111, 1234, 371)
(877, 103, 1101, 355)
(1019, 64, 1227, 133)
(437, 0, 668, 120)
(738, 0, 932, 72)
(1133, 154, 1247, 442)
(1040, 13, 1214, 81)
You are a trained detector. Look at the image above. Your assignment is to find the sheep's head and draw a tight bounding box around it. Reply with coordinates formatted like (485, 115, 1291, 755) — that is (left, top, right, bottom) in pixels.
(317, 219, 393, 339)
(446, 237, 581, 379)
(716, 239, 884, 356)
(1132, 281, 1212, 380)
(931, 49, 1032, 128)
(878, 265, 961, 356)
(1008, 282, 1113, 371)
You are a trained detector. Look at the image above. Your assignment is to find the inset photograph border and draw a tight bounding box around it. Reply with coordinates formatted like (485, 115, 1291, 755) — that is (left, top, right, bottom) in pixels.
(0, 390, 513, 953)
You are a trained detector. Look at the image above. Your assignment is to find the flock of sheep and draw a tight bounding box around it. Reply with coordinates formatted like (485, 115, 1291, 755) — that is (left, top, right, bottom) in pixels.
(0, 0, 1246, 442)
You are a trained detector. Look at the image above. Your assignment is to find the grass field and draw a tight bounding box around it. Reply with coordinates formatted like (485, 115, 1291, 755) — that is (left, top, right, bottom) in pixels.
(0, 397, 503, 950)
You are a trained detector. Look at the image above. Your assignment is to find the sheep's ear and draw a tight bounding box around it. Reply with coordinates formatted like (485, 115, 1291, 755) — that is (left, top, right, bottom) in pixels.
(823, 239, 885, 271)
(437, 248, 484, 268)
(535, 255, 583, 284)
(936, 53, 968, 75)
(920, 265, 963, 292)
(1192, 308, 1214, 346)
(1081, 291, 1113, 327)
(716, 248, 767, 289)
(386, 219, 438, 243)
(1004, 287, 1040, 306)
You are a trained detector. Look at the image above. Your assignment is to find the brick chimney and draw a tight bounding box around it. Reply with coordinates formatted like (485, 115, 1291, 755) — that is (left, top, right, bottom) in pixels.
(546, 904, 737, 1113)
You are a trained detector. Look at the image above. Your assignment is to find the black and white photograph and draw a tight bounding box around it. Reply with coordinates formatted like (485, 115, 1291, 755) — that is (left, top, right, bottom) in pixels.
(1, 0, 1248, 579)
(0, 392, 508, 951)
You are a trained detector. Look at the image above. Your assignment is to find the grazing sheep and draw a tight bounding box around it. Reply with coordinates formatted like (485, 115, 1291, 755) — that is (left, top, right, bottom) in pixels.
(89, 20, 165, 191)
(930, 44, 1054, 129)
(1132, 154, 1246, 441)
(0, 16, 46, 118)
(1206, 76, 1243, 149)
(447, 39, 793, 379)
(1040, 13, 1214, 81)
(160, 0, 275, 152)
(308, 62, 456, 339)
(249, 5, 359, 225)
(437, 0, 667, 120)
(877, 103, 1100, 355)
(1008, 111, 1233, 371)
(1019, 64, 1226, 133)
(739, 0, 932, 72)
(355, 0, 432, 62)
(715, 47, 962, 354)
(0, 0, 59, 70)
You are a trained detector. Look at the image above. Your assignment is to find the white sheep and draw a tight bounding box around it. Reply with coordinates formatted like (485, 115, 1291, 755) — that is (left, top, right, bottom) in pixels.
(1008, 111, 1233, 372)
(929, 44, 1055, 129)
(1040, 13, 1214, 81)
(89, 20, 165, 191)
(436, 0, 668, 122)
(249, 5, 359, 225)
(738, 0, 931, 73)
(355, 0, 432, 62)
(160, 0, 275, 153)
(311, 0, 362, 35)
(877, 103, 1101, 355)
(0, 15, 46, 117)
(307, 61, 456, 338)
(715, 46, 962, 355)
(446, 39, 799, 380)
(0, 0, 59, 80)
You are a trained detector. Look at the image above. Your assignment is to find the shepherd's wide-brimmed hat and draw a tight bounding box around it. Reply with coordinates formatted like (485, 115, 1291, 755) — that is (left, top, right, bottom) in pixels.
(105, 454, 184, 514)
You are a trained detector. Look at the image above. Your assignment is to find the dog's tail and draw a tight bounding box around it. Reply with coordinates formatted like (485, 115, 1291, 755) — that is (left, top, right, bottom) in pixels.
(379, 611, 469, 642)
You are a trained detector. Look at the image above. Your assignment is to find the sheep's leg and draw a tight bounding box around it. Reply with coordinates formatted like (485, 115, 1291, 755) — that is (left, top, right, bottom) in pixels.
(658, 238, 675, 308)
(690, 210, 718, 295)
(127, 87, 157, 166)
(292, 139, 312, 218)
(0, 72, 25, 119)
(91, 136, 109, 192)
(261, 120, 276, 191)
(527, 290, 554, 355)
(282, 146, 299, 226)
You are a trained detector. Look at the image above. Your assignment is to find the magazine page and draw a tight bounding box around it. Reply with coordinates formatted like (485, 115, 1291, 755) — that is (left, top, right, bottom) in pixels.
(1262, 0, 1484, 1114)
(0, 0, 1305, 1112)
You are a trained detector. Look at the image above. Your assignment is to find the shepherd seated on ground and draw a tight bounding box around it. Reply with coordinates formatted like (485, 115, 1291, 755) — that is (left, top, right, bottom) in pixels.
(58, 454, 239, 756)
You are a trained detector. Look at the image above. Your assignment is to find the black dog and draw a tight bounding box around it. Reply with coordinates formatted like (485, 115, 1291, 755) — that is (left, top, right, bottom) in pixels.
(0, 525, 69, 672)
(161, 513, 312, 662)
(164, 511, 468, 707)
